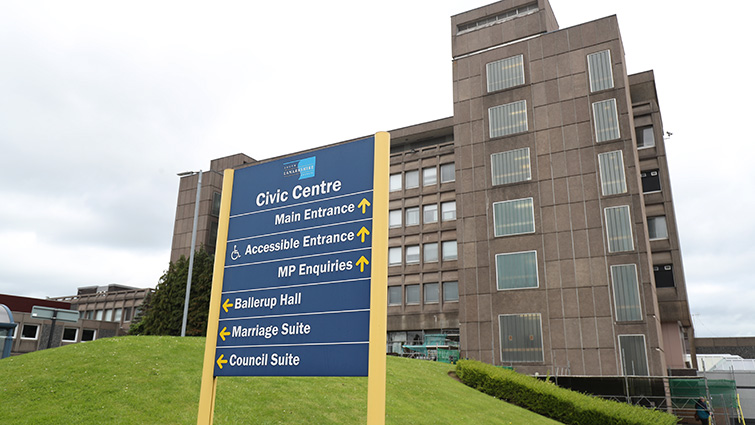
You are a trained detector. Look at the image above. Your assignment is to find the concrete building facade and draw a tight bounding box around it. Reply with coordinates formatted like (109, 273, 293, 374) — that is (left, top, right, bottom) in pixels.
(170, 0, 694, 376)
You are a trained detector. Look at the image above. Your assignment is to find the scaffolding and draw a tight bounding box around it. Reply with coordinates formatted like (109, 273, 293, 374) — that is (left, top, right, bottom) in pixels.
(402, 333, 460, 363)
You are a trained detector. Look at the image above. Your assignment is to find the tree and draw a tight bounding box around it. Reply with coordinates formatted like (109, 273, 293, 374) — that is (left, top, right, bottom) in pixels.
(130, 249, 213, 336)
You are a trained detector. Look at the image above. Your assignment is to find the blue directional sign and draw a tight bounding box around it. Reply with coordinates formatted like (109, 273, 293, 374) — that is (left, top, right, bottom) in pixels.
(206, 136, 386, 378)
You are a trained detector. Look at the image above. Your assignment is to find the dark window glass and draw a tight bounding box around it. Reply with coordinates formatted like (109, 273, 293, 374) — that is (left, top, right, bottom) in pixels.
(641, 170, 661, 193)
(212, 192, 222, 216)
(21, 324, 39, 339)
(636, 125, 655, 148)
(62, 328, 77, 341)
(654, 264, 675, 288)
(81, 329, 96, 341)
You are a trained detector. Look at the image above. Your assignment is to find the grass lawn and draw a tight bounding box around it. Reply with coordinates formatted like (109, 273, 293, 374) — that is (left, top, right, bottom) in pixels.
(0, 336, 561, 424)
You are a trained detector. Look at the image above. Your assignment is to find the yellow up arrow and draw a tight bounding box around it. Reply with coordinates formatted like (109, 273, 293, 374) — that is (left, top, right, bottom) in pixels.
(222, 299, 233, 313)
(357, 198, 371, 214)
(357, 226, 370, 243)
(356, 256, 369, 272)
(219, 327, 231, 341)
(217, 354, 228, 369)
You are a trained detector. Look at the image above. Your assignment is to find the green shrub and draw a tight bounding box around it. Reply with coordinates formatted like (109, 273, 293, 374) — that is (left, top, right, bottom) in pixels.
(455, 360, 678, 425)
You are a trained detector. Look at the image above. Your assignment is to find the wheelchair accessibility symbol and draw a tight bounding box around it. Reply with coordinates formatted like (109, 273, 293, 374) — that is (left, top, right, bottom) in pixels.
(230, 245, 241, 261)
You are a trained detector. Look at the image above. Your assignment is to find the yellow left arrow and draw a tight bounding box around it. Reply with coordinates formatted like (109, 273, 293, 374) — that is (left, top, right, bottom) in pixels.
(357, 226, 370, 243)
(217, 354, 228, 369)
(219, 327, 231, 341)
(356, 256, 369, 272)
(222, 299, 233, 313)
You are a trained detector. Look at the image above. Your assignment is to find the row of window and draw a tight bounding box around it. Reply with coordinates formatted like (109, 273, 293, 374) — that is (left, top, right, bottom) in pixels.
(390, 163, 455, 192)
(13, 324, 97, 342)
(389, 201, 456, 228)
(488, 97, 621, 142)
(497, 313, 649, 374)
(490, 147, 661, 194)
(82, 307, 136, 323)
(492, 196, 660, 253)
(388, 281, 459, 306)
(388, 241, 458, 265)
(487, 50, 614, 95)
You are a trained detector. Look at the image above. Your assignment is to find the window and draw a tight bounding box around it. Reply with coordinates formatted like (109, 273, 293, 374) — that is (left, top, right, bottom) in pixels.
(593, 99, 620, 142)
(124, 307, 132, 322)
(405, 170, 419, 189)
(388, 286, 402, 306)
(489, 100, 528, 138)
(442, 241, 458, 261)
(441, 201, 456, 221)
(405, 207, 419, 226)
(641, 170, 661, 193)
(619, 335, 649, 376)
(491, 147, 531, 185)
(21, 324, 39, 339)
(113, 308, 123, 323)
(423, 204, 438, 224)
(493, 198, 535, 237)
(654, 264, 675, 288)
(424, 242, 439, 263)
(611, 264, 642, 321)
(598, 150, 627, 195)
(406, 245, 420, 264)
(388, 247, 402, 266)
(389, 209, 402, 228)
(389, 173, 402, 192)
(496, 251, 539, 290)
(85, 310, 93, 320)
(406, 284, 420, 304)
(587, 50, 614, 92)
(62, 328, 78, 342)
(424, 283, 439, 304)
(81, 329, 96, 342)
(95, 310, 103, 320)
(487, 54, 525, 92)
(499, 313, 544, 363)
(104, 309, 113, 322)
(636, 125, 655, 148)
(422, 167, 437, 186)
(647, 216, 668, 240)
(212, 192, 222, 216)
(440, 163, 455, 183)
(443, 281, 459, 302)
(605, 206, 634, 252)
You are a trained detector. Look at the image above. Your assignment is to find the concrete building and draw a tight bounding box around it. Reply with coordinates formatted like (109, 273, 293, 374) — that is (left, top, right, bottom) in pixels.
(49, 284, 152, 335)
(170, 0, 695, 376)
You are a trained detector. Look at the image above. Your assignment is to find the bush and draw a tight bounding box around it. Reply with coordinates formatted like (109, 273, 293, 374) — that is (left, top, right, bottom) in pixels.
(455, 360, 678, 425)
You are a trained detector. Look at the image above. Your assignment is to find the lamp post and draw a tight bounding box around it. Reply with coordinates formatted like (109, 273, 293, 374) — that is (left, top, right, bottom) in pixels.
(177, 169, 203, 337)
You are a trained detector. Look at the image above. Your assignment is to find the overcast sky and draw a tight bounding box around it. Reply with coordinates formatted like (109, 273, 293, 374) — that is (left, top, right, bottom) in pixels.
(1, 1, 753, 338)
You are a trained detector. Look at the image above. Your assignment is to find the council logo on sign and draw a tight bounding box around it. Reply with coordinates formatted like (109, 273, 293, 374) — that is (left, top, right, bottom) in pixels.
(283, 156, 316, 180)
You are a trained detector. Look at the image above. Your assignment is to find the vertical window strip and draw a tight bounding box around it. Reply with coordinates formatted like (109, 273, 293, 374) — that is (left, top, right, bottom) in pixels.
(487, 54, 525, 92)
(489, 100, 528, 138)
(496, 251, 539, 290)
(605, 205, 634, 252)
(493, 198, 535, 237)
(499, 313, 544, 362)
(491, 147, 531, 185)
(598, 150, 627, 195)
(593, 99, 620, 142)
(587, 50, 614, 92)
(611, 264, 642, 321)
(619, 335, 649, 376)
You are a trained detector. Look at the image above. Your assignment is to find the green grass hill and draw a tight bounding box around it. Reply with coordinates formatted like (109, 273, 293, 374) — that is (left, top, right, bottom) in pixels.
(0, 336, 561, 424)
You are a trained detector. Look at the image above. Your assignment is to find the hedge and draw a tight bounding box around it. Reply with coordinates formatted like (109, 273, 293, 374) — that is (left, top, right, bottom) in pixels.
(455, 360, 678, 425)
